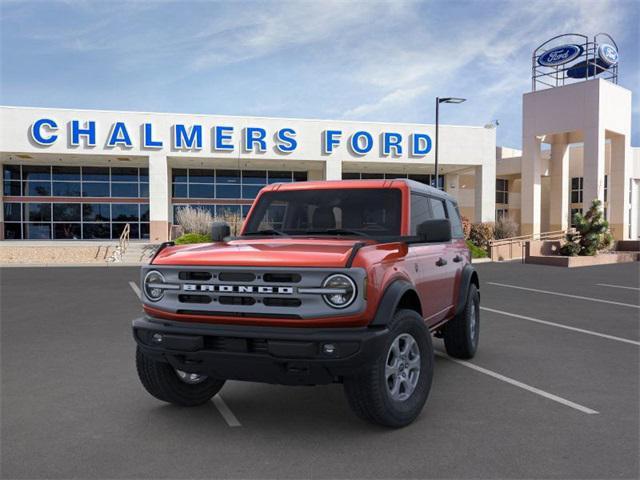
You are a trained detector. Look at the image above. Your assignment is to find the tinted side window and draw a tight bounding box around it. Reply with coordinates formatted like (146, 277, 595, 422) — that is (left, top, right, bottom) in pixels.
(410, 194, 432, 234)
(429, 198, 447, 220)
(446, 200, 464, 238)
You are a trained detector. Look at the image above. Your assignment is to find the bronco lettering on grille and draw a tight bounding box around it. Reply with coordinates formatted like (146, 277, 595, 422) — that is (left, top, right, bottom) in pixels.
(182, 284, 294, 295)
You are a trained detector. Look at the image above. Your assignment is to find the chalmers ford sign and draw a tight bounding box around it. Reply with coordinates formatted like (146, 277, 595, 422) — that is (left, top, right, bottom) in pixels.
(28, 118, 434, 157)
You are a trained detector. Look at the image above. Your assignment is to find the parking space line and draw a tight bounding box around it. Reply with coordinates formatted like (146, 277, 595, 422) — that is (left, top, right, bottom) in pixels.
(596, 283, 640, 291)
(481, 306, 640, 346)
(129, 281, 141, 300)
(488, 282, 640, 309)
(435, 352, 599, 415)
(213, 395, 242, 427)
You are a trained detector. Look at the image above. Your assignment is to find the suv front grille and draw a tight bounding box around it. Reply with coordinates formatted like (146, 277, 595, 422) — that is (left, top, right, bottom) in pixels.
(144, 266, 366, 320)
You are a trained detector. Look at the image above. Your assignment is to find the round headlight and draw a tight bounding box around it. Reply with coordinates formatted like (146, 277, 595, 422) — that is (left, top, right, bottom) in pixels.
(144, 270, 166, 302)
(322, 274, 356, 309)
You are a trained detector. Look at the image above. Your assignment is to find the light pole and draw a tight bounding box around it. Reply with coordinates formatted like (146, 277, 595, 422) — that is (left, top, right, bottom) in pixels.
(435, 97, 466, 189)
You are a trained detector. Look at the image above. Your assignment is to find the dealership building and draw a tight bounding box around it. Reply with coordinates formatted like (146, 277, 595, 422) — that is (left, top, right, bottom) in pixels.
(0, 34, 638, 243)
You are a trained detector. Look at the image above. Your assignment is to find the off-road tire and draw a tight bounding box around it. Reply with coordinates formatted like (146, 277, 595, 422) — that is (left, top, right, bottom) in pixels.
(343, 309, 434, 428)
(443, 283, 479, 359)
(136, 347, 225, 406)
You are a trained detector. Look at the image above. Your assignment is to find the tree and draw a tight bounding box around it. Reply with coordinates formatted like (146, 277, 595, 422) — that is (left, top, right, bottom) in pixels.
(560, 199, 613, 256)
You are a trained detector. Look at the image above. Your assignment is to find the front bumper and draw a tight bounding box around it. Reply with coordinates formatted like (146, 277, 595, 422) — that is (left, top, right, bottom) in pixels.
(132, 316, 390, 385)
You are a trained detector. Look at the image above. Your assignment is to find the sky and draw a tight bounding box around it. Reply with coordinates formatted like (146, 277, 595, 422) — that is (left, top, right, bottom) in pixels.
(1, 0, 638, 148)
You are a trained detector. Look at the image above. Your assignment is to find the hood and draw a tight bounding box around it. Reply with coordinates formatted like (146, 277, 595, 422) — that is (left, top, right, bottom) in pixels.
(152, 238, 372, 268)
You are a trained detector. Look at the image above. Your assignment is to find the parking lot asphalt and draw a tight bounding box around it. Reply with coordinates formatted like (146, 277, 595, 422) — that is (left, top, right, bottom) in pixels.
(1, 262, 639, 479)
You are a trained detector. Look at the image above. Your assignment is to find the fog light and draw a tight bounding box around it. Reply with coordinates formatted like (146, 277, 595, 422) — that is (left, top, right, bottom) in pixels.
(152, 333, 163, 344)
(323, 343, 336, 354)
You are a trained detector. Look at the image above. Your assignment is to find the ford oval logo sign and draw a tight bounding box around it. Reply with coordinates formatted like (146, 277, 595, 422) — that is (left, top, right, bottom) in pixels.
(598, 44, 618, 66)
(538, 44, 583, 67)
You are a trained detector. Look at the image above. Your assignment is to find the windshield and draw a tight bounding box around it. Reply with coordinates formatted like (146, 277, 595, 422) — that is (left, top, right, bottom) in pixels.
(243, 188, 402, 237)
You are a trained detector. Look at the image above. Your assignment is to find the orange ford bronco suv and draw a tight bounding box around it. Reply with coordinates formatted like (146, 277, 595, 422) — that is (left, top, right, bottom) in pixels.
(133, 179, 480, 427)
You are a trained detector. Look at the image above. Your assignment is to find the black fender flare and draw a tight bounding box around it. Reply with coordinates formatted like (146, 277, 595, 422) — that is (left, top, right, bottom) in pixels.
(370, 280, 419, 326)
(455, 264, 479, 317)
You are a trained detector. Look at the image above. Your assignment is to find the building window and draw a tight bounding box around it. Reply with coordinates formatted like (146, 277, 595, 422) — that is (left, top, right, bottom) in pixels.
(3, 201, 149, 240)
(171, 169, 307, 222)
(2, 165, 149, 199)
(496, 208, 509, 220)
(2, 164, 150, 240)
(496, 179, 508, 204)
(571, 177, 583, 203)
(604, 175, 608, 203)
(342, 172, 445, 189)
(171, 168, 307, 201)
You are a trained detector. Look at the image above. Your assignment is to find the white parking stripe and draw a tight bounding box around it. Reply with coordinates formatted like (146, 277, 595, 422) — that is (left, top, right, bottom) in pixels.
(596, 283, 640, 291)
(481, 306, 640, 347)
(488, 282, 640, 309)
(129, 281, 141, 300)
(213, 395, 242, 427)
(435, 352, 599, 415)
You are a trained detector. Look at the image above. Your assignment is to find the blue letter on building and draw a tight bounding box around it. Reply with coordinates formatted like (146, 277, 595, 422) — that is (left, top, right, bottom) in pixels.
(350, 131, 373, 155)
(275, 128, 297, 153)
(173, 124, 203, 149)
(71, 120, 96, 147)
(244, 127, 267, 152)
(30, 118, 58, 145)
(383, 132, 403, 156)
(323, 130, 342, 154)
(411, 133, 432, 156)
(143, 123, 163, 148)
(214, 126, 234, 151)
(107, 122, 133, 148)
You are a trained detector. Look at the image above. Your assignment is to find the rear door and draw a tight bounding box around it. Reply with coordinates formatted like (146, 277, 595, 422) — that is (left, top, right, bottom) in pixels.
(444, 199, 468, 309)
(409, 193, 450, 325)
(426, 196, 458, 318)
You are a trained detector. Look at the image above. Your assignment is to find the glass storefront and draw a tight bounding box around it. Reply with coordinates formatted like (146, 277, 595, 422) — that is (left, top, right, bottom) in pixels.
(3, 164, 149, 239)
(342, 172, 445, 189)
(172, 168, 308, 220)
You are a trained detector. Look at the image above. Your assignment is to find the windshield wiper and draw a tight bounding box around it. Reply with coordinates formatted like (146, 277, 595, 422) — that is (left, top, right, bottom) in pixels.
(304, 228, 368, 237)
(244, 229, 287, 236)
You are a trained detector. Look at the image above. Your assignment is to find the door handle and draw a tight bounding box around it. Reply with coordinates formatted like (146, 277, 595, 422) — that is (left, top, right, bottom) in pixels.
(453, 255, 463, 263)
(436, 257, 447, 267)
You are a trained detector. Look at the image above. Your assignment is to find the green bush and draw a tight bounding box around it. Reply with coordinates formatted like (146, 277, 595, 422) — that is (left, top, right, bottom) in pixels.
(560, 199, 613, 256)
(466, 240, 487, 259)
(174, 232, 212, 245)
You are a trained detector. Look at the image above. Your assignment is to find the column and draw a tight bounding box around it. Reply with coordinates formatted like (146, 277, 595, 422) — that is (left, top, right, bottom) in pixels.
(148, 153, 170, 242)
(324, 159, 342, 180)
(549, 134, 570, 231)
(609, 134, 631, 240)
(521, 135, 542, 236)
(474, 162, 495, 223)
(582, 126, 605, 212)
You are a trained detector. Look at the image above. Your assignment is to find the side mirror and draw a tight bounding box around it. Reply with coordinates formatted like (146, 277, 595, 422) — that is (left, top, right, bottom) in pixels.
(211, 222, 231, 242)
(417, 219, 452, 243)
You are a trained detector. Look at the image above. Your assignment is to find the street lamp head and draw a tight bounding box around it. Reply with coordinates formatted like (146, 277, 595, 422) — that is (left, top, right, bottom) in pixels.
(438, 97, 466, 104)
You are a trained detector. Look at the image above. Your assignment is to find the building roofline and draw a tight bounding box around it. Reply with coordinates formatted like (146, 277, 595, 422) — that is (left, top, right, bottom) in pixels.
(0, 104, 489, 130)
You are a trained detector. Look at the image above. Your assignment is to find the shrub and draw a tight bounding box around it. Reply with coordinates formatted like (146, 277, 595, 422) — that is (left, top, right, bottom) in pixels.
(494, 216, 519, 240)
(175, 206, 214, 236)
(174, 232, 212, 245)
(215, 210, 243, 236)
(466, 240, 487, 259)
(469, 222, 495, 251)
(560, 199, 613, 256)
(461, 216, 472, 240)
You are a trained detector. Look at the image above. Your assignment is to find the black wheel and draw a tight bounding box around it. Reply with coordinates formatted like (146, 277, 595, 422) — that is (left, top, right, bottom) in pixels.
(136, 347, 225, 406)
(343, 309, 434, 428)
(443, 284, 479, 359)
